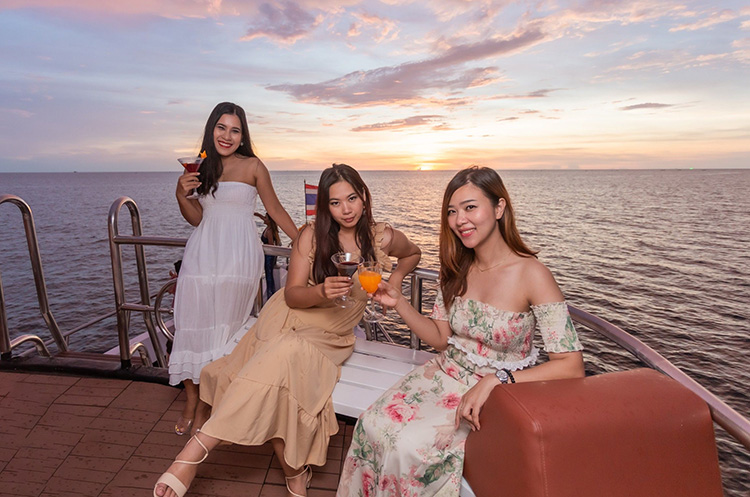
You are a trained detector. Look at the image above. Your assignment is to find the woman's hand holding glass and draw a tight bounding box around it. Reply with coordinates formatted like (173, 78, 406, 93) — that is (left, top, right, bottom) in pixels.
(331, 253, 364, 307)
(321, 275, 353, 302)
(177, 171, 201, 199)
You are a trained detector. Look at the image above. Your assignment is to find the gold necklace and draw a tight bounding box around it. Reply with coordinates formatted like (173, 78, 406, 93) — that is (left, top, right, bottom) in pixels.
(475, 250, 511, 272)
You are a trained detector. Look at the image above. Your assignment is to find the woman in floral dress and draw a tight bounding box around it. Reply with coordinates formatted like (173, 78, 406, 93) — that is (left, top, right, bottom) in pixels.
(338, 166, 585, 497)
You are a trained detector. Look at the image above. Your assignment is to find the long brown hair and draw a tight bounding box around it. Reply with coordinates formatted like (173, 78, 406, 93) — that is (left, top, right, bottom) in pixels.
(197, 102, 256, 196)
(439, 166, 537, 308)
(311, 164, 376, 284)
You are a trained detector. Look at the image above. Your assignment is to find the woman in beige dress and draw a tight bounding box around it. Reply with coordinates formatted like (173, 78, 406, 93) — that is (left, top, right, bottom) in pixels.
(154, 163, 421, 497)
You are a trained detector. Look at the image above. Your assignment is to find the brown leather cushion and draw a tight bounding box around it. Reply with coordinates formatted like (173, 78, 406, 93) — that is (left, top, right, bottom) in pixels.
(463, 368, 723, 497)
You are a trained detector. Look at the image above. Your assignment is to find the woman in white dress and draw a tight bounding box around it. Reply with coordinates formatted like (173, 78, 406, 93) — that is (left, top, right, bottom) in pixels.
(171, 102, 298, 436)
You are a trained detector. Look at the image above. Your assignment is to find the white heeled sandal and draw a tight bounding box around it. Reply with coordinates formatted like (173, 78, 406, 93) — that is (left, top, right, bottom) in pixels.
(284, 465, 312, 497)
(153, 431, 209, 497)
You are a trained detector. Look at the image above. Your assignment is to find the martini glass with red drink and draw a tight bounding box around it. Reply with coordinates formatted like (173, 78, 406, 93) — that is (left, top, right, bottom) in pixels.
(178, 156, 204, 199)
(331, 252, 364, 308)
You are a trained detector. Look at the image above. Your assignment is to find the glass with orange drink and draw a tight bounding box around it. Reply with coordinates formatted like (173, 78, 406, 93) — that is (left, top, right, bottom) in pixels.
(358, 261, 383, 322)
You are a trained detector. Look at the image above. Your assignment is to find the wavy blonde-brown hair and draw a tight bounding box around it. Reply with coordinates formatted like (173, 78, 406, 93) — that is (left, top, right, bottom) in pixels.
(439, 166, 537, 309)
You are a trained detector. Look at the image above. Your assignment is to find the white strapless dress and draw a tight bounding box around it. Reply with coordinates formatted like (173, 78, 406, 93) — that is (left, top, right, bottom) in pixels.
(169, 182, 264, 385)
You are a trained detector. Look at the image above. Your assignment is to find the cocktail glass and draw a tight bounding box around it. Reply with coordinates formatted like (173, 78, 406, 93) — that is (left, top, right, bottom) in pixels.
(178, 156, 204, 199)
(331, 252, 364, 308)
(358, 261, 384, 322)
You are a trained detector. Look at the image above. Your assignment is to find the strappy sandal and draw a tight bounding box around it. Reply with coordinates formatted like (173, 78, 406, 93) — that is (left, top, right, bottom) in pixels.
(284, 465, 312, 497)
(174, 416, 193, 436)
(153, 431, 209, 497)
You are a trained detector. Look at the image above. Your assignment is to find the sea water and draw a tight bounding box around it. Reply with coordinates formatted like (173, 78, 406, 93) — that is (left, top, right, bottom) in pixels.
(1, 168, 749, 494)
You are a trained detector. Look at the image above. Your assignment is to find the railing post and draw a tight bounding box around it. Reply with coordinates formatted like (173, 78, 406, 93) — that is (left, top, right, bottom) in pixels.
(0, 268, 11, 360)
(108, 198, 132, 369)
(0, 194, 68, 355)
(108, 197, 167, 369)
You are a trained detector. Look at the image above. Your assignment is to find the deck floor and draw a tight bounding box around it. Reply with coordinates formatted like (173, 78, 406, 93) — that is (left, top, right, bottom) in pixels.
(0, 370, 352, 497)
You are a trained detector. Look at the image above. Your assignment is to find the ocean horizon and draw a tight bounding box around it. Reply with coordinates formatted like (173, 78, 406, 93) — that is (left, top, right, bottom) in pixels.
(1, 168, 748, 494)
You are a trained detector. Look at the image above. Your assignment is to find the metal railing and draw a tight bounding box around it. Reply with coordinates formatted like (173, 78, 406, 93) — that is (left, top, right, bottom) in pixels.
(4, 194, 748, 453)
(0, 194, 68, 360)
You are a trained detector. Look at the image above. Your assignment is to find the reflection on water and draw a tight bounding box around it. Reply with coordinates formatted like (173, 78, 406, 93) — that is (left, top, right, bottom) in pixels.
(1, 168, 749, 495)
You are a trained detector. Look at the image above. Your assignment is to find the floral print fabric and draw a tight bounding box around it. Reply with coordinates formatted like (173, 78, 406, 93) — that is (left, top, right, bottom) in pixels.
(338, 291, 582, 497)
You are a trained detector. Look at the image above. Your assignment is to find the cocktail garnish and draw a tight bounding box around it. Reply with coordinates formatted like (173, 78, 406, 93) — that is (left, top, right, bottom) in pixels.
(200, 150, 207, 159)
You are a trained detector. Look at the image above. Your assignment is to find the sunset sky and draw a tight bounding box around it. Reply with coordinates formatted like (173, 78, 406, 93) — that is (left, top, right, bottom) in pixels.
(1, 1, 748, 172)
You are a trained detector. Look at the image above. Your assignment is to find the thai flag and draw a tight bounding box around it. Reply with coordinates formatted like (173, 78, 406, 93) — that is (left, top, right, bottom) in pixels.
(305, 182, 318, 217)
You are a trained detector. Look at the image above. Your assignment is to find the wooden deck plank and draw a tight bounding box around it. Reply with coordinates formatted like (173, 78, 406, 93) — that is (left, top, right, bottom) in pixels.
(0, 370, 353, 497)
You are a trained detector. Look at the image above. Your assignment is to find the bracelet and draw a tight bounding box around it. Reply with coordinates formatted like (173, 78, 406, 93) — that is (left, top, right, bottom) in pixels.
(506, 369, 516, 384)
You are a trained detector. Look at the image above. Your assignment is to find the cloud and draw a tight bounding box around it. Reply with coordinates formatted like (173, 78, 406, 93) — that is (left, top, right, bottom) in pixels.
(670, 9, 739, 32)
(351, 114, 445, 132)
(348, 12, 399, 42)
(268, 28, 545, 107)
(240, 2, 322, 44)
(1, 108, 34, 118)
(620, 103, 673, 111)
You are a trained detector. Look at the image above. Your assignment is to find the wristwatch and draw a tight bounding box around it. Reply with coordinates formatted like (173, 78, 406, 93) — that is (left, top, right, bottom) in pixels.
(495, 368, 510, 384)
(495, 368, 515, 384)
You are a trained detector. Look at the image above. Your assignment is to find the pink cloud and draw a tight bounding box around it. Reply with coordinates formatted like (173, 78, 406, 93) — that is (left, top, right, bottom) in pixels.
(620, 102, 673, 111)
(351, 114, 445, 132)
(670, 9, 739, 32)
(240, 1, 322, 44)
(268, 28, 545, 107)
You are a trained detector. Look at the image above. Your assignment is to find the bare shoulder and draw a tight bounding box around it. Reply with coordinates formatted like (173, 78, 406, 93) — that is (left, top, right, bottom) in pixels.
(233, 156, 263, 184)
(379, 223, 395, 249)
(294, 223, 314, 253)
(518, 256, 564, 304)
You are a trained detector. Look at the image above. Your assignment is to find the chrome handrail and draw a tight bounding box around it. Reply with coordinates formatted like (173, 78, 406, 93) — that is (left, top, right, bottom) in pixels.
(108, 197, 167, 368)
(0, 194, 68, 359)
(568, 306, 750, 452)
(102, 197, 750, 451)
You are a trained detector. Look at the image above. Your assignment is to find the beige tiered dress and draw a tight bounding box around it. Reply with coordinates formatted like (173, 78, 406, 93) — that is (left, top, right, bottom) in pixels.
(199, 223, 392, 469)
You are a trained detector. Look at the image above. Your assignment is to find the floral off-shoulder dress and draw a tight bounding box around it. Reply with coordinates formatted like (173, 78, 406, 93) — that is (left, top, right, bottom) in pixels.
(337, 290, 583, 497)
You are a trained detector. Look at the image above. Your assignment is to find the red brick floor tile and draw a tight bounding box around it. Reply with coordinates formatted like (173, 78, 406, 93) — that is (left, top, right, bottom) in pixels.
(142, 430, 191, 450)
(107, 469, 163, 490)
(23, 426, 83, 448)
(53, 460, 117, 484)
(1, 467, 57, 484)
(16, 444, 75, 461)
(121, 455, 173, 473)
(0, 479, 45, 496)
(70, 441, 136, 460)
(199, 462, 267, 484)
(326, 446, 343, 460)
(5, 382, 70, 403)
(52, 393, 114, 408)
(88, 414, 155, 435)
(37, 409, 97, 434)
(20, 374, 78, 386)
(99, 487, 150, 497)
(0, 397, 49, 416)
(80, 427, 146, 447)
(190, 477, 262, 497)
(5, 455, 63, 475)
(61, 384, 128, 399)
(44, 475, 106, 496)
(132, 442, 183, 461)
(58, 454, 126, 473)
(109, 382, 180, 412)
(259, 483, 290, 496)
(74, 377, 131, 389)
(208, 449, 272, 469)
(99, 406, 163, 424)
(0, 408, 40, 430)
